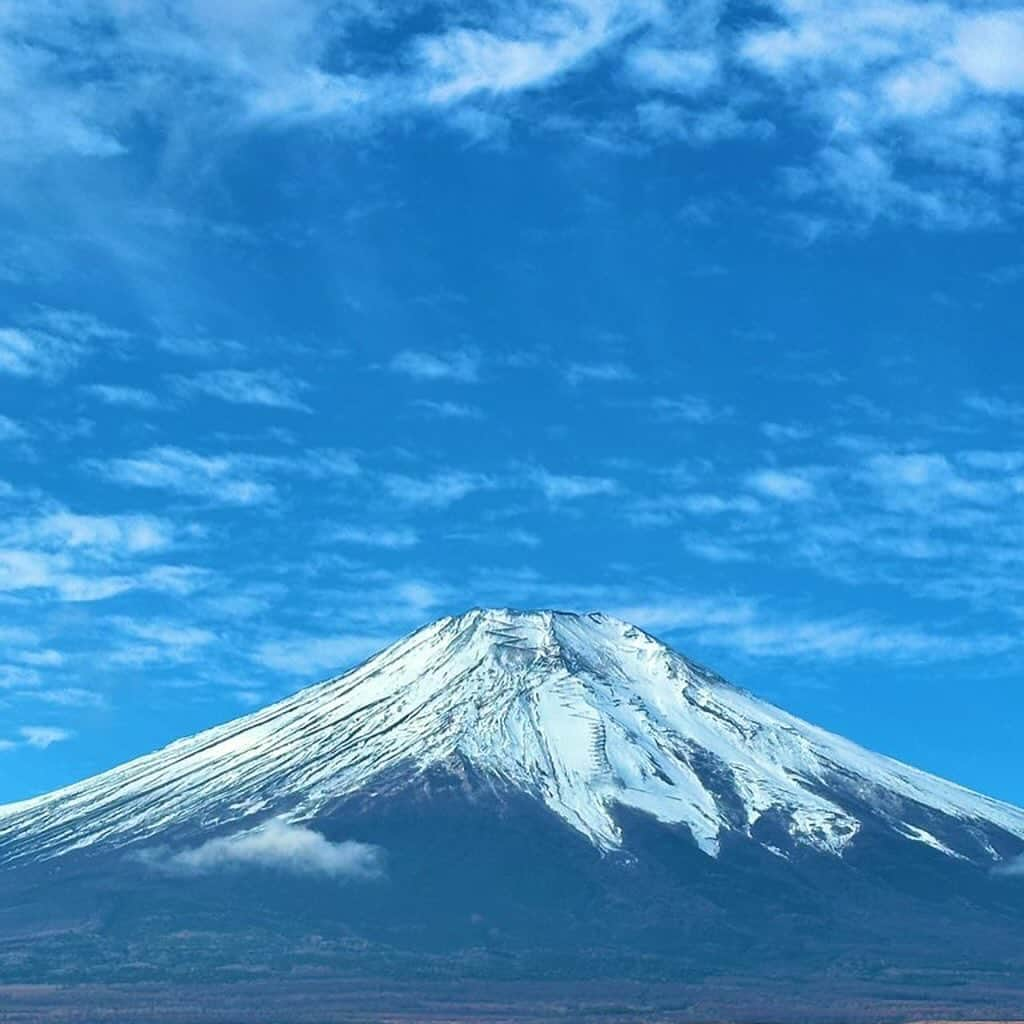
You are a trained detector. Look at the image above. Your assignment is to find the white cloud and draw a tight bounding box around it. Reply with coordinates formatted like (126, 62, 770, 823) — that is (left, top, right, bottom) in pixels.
(2, 0, 1021, 229)
(745, 468, 817, 502)
(698, 618, 1015, 663)
(950, 12, 1024, 93)
(984, 264, 1024, 287)
(333, 525, 419, 549)
(636, 99, 774, 145)
(612, 595, 756, 633)
(532, 468, 619, 500)
(29, 688, 105, 708)
(963, 393, 1024, 421)
(626, 46, 720, 93)
(685, 538, 755, 563)
(0, 665, 42, 690)
(383, 471, 491, 507)
(393, 579, 445, 613)
(0, 549, 134, 602)
(140, 819, 384, 880)
(449, 527, 541, 547)
(0, 327, 82, 380)
(615, 594, 1014, 664)
(19, 725, 73, 749)
(739, 0, 1024, 227)
(11, 511, 178, 555)
(172, 369, 311, 412)
(90, 446, 278, 506)
(15, 649, 64, 667)
(89, 445, 359, 505)
(649, 395, 728, 424)
(761, 422, 812, 443)
(114, 618, 217, 654)
(418, 0, 644, 104)
(253, 633, 384, 676)
(413, 399, 483, 419)
(0, 309, 129, 380)
(0, 506, 205, 606)
(84, 384, 164, 410)
(0, 414, 26, 440)
(683, 493, 761, 516)
(565, 361, 635, 385)
(881, 61, 960, 117)
(994, 854, 1024, 877)
(865, 452, 999, 506)
(388, 349, 479, 382)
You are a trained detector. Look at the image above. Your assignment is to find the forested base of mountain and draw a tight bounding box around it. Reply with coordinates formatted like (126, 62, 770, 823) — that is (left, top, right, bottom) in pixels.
(3, 975, 1024, 1024)
(3, 801, 1024, 1022)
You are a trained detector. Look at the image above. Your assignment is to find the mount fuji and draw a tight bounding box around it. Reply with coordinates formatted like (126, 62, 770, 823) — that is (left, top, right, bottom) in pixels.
(3, 609, 1024, 1021)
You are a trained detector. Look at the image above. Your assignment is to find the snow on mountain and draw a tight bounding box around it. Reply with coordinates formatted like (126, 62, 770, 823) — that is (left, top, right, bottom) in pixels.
(2, 608, 1023, 866)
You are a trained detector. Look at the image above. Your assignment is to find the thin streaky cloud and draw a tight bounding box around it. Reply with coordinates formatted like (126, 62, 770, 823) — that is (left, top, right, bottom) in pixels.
(84, 384, 164, 410)
(413, 399, 483, 419)
(565, 362, 635, 386)
(19, 725, 74, 749)
(0, 415, 26, 440)
(532, 469, 619, 501)
(171, 369, 312, 412)
(648, 396, 730, 424)
(388, 349, 479, 382)
(333, 526, 420, 549)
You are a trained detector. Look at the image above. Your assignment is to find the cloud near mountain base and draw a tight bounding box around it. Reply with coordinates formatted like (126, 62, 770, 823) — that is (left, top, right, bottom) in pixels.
(137, 820, 385, 881)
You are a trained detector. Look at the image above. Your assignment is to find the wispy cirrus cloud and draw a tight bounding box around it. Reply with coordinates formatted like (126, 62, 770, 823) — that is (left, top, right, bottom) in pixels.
(612, 594, 1016, 664)
(84, 384, 165, 410)
(0, 549, 126, 602)
(90, 446, 279, 506)
(3, 510, 180, 555)
(87, 445, 360, 506)
(532, 468, 619, 501)
(387, 349, 479, 382)
(565, 361, 635, 386)
(253, 632, 386, 676)
(332, 525, 420, 549)
(0, 309, 129, 381)
(171, 369, 312, 412)
(108, 618, 218, 666)
(383, 471, 491, 507)
(962, 393, 1024, 422)
(413, 399, 483, 419)
(761, 422, 813, 443)
(648, 395, 730, 424)
(417, 0, 647, 104)
(0, 414, 27, 440)
(18, 725, 73, 750)
(0, 327, 83, 380)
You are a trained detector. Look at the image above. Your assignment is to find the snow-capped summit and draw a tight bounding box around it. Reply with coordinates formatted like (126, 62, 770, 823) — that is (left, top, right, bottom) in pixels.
(2, 607, 1023, 867)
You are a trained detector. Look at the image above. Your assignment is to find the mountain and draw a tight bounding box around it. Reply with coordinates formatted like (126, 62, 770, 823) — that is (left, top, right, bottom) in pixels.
(4, 608, 1024, 866)
(3, 609, 1024, 1022)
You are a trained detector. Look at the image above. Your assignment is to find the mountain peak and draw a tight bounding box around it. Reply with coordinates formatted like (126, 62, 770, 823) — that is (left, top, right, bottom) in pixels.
(3, 610, 1024, 869)
(414, 607, 696, 692)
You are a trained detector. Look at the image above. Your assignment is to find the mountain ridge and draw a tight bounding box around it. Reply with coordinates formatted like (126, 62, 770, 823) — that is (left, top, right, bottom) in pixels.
(3, 607, 1023, 869)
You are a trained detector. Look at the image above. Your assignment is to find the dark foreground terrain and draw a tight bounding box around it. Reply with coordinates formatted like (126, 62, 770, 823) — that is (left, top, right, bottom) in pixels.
(3, 783, 1024, 1022)
(3, 977, 1024, 1024)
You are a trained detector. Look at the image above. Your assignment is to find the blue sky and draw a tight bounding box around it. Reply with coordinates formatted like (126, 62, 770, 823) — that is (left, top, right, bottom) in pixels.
(1, 0, 1023, 805)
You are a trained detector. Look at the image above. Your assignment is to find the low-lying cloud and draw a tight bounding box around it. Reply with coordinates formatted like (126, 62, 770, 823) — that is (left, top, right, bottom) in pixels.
(139, 820, 384, 881)
(993, 854, 1024, 878)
